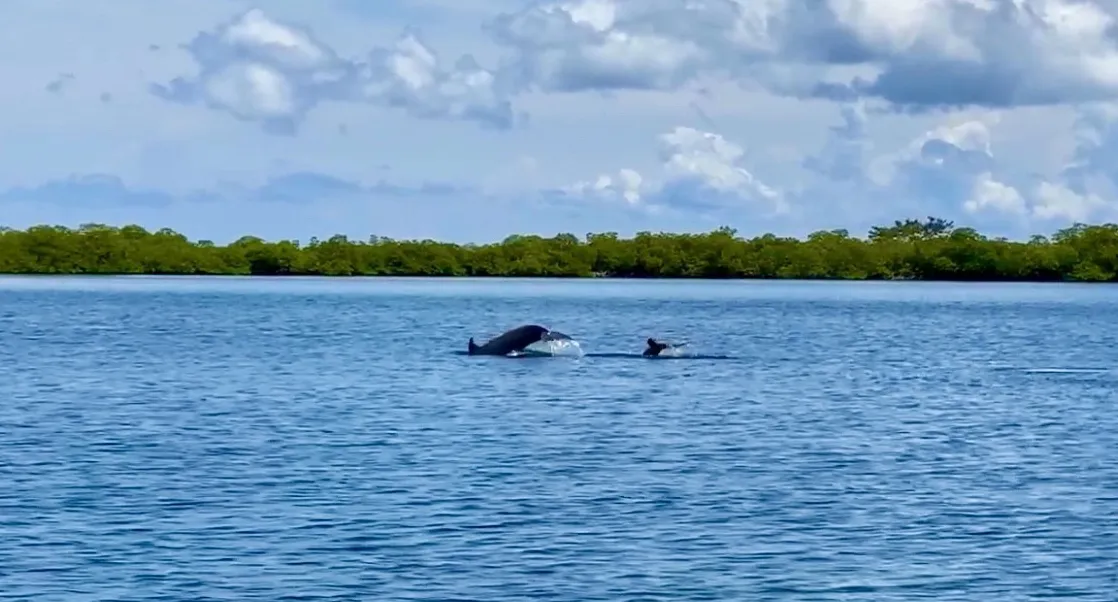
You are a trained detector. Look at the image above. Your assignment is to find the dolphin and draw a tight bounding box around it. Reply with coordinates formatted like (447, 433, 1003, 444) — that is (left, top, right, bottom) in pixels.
(642, 337, 687, 357)
(467, 324, 572, 356)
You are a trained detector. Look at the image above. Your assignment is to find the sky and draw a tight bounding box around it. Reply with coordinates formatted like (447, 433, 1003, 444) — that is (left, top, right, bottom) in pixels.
(5, 0, 1118, 244)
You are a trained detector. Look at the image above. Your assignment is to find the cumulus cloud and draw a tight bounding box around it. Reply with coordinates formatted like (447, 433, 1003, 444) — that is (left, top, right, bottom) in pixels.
(562, 168, 644, 206)
(486, 0, 1118, 110)
(800, 102, 1118, 228)
(487, 0, 709, 93)
(1031, 181, 1111, 222)
(802, 102, 870, 182)
(1017, 103, 1118, 223)
(550, 105, 1115, 234)
(656, 126, 785, 211)
(557, 126, 786, 215)
(152, 9, 515, 134)
(25, 1, 1118, 238)
(554, 107, 1115, 230)
(964, 172, 1027, 217)
(868, 115, 999, 197)
(1062, 103, 1118, 196)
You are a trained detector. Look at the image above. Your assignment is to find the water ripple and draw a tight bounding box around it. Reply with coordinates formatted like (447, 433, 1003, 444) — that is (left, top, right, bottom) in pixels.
(1, 278, 1116, 600)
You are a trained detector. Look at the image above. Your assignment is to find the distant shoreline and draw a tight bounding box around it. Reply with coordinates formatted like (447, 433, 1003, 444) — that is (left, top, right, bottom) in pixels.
(0, 273, 1112, 284)
(2, 218, 1116, 282)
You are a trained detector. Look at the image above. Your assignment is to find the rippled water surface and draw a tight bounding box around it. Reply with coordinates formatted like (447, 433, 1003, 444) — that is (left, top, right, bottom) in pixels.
(2, 276, 1117, 601)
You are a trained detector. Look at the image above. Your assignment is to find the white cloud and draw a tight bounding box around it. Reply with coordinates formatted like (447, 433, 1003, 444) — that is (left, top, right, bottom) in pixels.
(8, 0, 1118, 244)
(1032, 181, 1111, 222)
(802, 102, 870, 182)
(563, 168, 644, 205)
(801, 102, 1118, 227)
(488, 0, 709, 92)
(868, 115, 998, 187)
(152, 8, 515, 133)
(487, 0, 1118, 109)
(787, 109, 1016, 231)
(964, 172, 1027, 216)
(657, 126, 785, 211)
(540, 91, 1118, 235)
(557, 125, 786, 215)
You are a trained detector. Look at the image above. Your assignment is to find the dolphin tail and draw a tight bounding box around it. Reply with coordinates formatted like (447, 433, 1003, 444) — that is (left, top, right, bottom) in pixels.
(468, 337, 479, 355)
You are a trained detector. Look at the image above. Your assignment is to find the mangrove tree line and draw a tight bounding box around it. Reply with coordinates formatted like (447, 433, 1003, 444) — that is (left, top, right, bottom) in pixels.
(0, 218, 1116, 281)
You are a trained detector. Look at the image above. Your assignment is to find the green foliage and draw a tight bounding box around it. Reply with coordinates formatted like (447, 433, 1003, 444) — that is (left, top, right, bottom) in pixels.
(1, 218, 1116, 281)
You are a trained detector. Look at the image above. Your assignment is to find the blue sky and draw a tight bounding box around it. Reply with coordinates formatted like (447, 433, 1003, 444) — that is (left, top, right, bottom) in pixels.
(5, 0, 1118, 244)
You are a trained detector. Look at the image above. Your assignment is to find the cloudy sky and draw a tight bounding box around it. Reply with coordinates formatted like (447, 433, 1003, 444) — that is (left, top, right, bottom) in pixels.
(5, 0, 1118, 243)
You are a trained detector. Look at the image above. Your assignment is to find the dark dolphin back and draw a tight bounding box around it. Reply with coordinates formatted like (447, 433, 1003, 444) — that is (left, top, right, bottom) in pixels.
(470, 324, 550, 355)
(490, 324, 548, 348)
(643, 337, 670, 356)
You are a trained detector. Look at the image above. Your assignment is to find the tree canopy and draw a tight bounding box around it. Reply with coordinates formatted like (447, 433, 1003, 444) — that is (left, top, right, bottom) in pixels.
(1, 217, 1116, 281)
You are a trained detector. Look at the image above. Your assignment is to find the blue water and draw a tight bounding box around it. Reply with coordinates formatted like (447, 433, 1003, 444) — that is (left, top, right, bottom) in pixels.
(2, 276, 1116, 601)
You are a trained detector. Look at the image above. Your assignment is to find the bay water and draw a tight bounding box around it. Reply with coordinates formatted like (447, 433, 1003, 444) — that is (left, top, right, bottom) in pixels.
(1, 276, 1116, 600)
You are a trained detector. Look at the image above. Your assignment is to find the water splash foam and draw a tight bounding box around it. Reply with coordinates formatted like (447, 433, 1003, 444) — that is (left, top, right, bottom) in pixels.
(515, 338, 586, 358)
(653, 344, 694, 358)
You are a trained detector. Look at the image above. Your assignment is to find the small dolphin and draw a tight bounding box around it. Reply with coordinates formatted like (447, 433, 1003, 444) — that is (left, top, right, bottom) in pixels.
(642, 337, 687, 357)
(468, 324, 572, 356)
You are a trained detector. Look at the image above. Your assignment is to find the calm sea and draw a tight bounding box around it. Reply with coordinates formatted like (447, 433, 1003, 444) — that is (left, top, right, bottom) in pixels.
(1, 276, 1116, 601)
